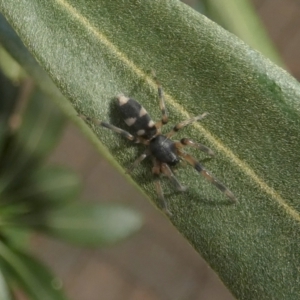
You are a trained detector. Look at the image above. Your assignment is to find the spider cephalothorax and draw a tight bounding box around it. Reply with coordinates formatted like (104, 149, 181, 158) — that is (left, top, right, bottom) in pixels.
(80, 76, 236, 215)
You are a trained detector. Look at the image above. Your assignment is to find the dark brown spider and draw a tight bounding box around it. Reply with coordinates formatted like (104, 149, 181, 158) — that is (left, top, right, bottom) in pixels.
(80, 76, 236, 215)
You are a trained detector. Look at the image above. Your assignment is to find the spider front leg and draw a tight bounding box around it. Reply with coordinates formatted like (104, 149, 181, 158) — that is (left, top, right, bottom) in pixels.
(152, 159, 172, 216)
(178, 151, 236, 202)
(166, 113, 209, 138)
(126, 150, 150, 174)
(153, 73, 168, 130)
(176, 138, 215, 156)
(79, 114, 140, 143)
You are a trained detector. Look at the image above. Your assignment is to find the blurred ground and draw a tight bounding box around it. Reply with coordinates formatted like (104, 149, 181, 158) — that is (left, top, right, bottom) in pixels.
(253, 0, 300, 79)
(30, 1, 300, 299)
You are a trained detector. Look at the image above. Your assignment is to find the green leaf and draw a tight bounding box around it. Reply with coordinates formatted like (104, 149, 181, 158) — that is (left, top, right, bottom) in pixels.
(1, 1, 300, 299)
(0, 67, 19, 151)
(0, 227, 31, 250)
(0, 46, 26, 82)
(43, 203, 143, 246)
(0, 241, 67, 300)
(12, 91, 65, 161)
(10, 166, 81, 207)
(0, 269, 12, 300)
(2, 167, 81, 232)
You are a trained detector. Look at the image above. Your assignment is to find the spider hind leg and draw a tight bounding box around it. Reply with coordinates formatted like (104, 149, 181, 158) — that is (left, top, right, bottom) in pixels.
(152, 159, 172, 216)
(161, 163, 187, 192)
(126, 150, 150, 174)
(179, 151, 236, 202)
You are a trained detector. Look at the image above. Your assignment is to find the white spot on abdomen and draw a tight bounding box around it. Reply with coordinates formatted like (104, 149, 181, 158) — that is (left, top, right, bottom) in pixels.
(137, 129, 145, 136)
(139, 107, 147, 117)
(148, 120, 155, 127)
(125, 117, 137, 126)
(117, 94, 129, 106)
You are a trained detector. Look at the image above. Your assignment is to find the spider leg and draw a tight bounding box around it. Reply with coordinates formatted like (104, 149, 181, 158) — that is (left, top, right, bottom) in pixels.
(152, 159, 172, 216)
(153, 72, 168, 130)
(166, 113, 208, 138)
(126, 150, 150, 174)
(79, 114, 140, 143)
(178, 151, 236, 202)
(174, 138, 215, 156)
(161, 163, 187, 192)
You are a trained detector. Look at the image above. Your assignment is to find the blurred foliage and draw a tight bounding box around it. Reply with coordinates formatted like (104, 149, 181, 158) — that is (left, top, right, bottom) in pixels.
(0, 51, 142, 299)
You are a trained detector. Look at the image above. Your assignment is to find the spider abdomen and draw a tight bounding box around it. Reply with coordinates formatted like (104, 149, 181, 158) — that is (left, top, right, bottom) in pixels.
(149, 135, 180, 166)
(118, 94, 157, 139)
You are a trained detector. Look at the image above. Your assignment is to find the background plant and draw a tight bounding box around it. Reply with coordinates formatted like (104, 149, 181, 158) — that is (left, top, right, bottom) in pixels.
(0, 55, 142, 299)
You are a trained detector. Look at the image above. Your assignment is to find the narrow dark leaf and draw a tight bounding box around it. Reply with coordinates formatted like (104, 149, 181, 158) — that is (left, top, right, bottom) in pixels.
(0, 228, 31, 250)
(9, 166, 81, 207)
(6, 167, 82, 229)
(0, 90, 66, 194)
(0, 68, 19, 151)
(12, 91, 65, 160)
(0, 241, 67, 300)
(0, 269, 12, 300)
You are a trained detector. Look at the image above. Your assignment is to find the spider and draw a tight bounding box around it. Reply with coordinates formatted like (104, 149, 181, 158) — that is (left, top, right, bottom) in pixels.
(80, 76, 236, 215)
